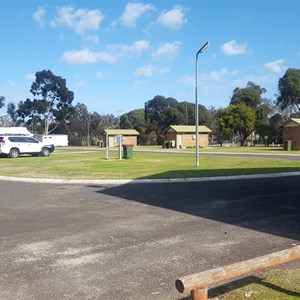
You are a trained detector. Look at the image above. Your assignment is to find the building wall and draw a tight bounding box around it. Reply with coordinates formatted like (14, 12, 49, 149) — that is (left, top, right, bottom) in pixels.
(106, 135, 138, 147)
(165, 131, 209, 148)
(182, 133, 209, 148)
(166, 131, 177, 141)
(283, 127, 300, 150)
(123, 136, 137, 146)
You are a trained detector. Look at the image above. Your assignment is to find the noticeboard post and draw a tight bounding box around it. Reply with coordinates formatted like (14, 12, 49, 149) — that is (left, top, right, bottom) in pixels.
(105, 128, 109, 160)
(115, 135, 124, 160)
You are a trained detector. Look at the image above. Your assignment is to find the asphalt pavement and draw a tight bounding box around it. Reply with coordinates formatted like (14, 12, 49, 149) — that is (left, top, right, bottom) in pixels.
(0, 176, 300, 299)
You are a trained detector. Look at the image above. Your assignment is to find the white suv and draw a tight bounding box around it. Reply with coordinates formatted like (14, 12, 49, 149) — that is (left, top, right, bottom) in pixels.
(0, 135, 55, 158)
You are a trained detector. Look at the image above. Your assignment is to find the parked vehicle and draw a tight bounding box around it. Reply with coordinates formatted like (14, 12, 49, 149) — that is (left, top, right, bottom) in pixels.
(0, 135, 55, 158)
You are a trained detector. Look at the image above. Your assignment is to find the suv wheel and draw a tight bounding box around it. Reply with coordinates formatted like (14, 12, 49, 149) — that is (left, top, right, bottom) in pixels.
(9, 148, 19, 158)
(41, 147, 50, 157)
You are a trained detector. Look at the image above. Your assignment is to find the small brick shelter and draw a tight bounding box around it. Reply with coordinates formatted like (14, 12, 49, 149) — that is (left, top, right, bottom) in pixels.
(165, 125, 212, 149)
(101, 129, 139, 148)
(282, 118, 300, 150)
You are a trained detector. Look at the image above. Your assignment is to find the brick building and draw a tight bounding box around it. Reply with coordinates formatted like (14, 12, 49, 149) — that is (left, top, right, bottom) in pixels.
(282, 118, 300, 150)
(101, 129, 139, 147)
(164, 125, 212, 149)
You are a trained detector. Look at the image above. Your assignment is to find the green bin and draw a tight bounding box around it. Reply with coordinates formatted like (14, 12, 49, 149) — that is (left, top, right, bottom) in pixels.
(123, 144, 133, 159)
(283, 140, 292, 151)
(166, 142, 172, 149)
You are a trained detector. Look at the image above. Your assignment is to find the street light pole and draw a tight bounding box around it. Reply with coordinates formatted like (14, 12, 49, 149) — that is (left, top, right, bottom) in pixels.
(195, 41, 210, 167)
(87, 115, 90, 147)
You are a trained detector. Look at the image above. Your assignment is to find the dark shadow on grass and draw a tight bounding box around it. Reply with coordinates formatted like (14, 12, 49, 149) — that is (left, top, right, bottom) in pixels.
(175, 274, 300, 299)
(256, 148, 286, 152)
(136, 167, 300, 179)
(209, 275, 300, 299)
(199, 152, 300, 160)
(92, 169, 300, 242)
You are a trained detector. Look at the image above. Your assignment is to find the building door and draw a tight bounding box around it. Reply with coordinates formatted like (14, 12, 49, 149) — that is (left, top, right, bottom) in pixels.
(177, 134, 183, 149)
(109, 136, 115, 147)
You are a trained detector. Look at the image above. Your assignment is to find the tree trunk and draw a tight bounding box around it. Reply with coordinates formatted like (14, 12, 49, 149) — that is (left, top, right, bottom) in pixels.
(45, 117, 49, 135)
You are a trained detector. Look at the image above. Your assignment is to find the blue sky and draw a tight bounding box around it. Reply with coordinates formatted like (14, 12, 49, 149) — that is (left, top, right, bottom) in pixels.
(1, 0, 300, 117)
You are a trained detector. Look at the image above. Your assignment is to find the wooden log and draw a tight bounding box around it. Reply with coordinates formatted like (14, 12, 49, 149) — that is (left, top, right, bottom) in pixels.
(191, 287, 207, 300)
(176, 245, 300, 294)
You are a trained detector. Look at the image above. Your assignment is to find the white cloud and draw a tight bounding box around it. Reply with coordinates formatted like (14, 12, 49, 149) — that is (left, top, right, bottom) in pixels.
(50, 5, 104, 42)
(156, 5, 187, 30)
(106, 40, 150, 59)
(152, 42, 181, 60)
(210, 68, 238, 80)
(264, 59, 284, 73)
(126, 40, 151, 55)
(96, 71, 103, 79)
(83, 34, 99, 44)
(135, 64, 169, 77)
(63, 49, 116, 65)
(233, 74, 276, 88)
(63, 40, 150, 65)
(25, 73, 36, 81)
(6, 80, 15, 87)
(178, 68, 238, 88)
(222, 40, 247, 55)
(177, 74, 194, 86)
(256, 74, 277, 83)
(121, 2, 154, 28)
(157, 67, 170, 75)
(33, 6, 46, 27)
(134, 79, 148, 87)
(106, 21, 117, 32)
(76, 80, 85, 87)
(136, 64, 156, 77)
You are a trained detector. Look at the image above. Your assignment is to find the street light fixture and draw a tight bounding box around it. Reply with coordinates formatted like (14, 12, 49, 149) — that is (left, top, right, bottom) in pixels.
(195, 41, 210, 167)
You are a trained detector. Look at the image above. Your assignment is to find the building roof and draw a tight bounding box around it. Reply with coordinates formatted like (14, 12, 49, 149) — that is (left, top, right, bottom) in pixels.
(290, 118, 300, 124)
(167, 125, 212, 133)
(0, 127, 33, 136)
(104, 129, 140, 135)
(282, 118, 300, 127)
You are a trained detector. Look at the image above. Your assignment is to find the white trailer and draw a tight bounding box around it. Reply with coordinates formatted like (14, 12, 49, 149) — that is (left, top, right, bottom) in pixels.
(36, 135, 69, 146)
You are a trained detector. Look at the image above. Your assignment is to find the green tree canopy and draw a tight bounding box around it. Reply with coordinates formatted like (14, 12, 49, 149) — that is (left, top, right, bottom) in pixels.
(144, 95, 182, 143)
(120, 109, 147, 144)
(120, 109, 145, 131)
(17, 70, 75, 134)
(68, 103, 118, 146)
(0, 96, 5, 109)
(7, 102, 19, 126)
(230, 81, 266, 110)
(69, 103, 89, 145)
(217, 103, 256, 146)
(144, 95, 216, 145)
(177, 101, 195, 125)
(145, 95, 178, 130)
(216, 107, 235, 144)
(277, 68, 300, 113)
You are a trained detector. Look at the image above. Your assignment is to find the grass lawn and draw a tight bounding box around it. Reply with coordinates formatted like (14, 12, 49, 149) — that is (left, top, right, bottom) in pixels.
(1, 148, 300, 179)
(135, 145, 298, 154)
(200, 145, 290, 154)
(212, 268, 300, 300)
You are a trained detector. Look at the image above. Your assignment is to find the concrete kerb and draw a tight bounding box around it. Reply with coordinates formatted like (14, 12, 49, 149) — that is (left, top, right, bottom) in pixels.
(1, 171, 300, 185)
